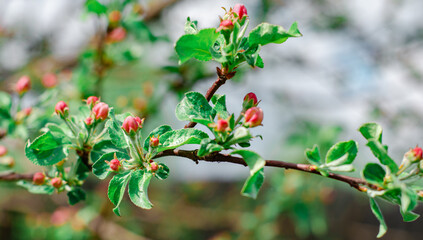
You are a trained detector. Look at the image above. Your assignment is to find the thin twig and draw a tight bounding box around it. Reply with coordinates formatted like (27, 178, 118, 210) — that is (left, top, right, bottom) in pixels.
(0, 172, 33, 181)
(154, 149, 374, 192)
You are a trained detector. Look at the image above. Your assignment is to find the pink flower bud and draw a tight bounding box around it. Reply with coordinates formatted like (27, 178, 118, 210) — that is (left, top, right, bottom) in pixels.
(122, 116, 139, 134)
(150, 162, 158, 171)
(42, 73, 58, 88)
(244, 107, 263, 127)
(109, 10, 121, 23)
(86, 96, 99, 108)
(233, 4, 248, 19)
(243, 92, 259, 110)
(24, 107, 32, 116)
(33, 172, 45, 185)
(15, 75, 31, 94)
(150, 137, 160, 147)
(216, 119, 229, 132)
(0, 145, 7, 157)
(109, 159, 121, 171)
(55, 101, 69, 118)
(92, 102, 109, 120)
(51, 177, 63, 188)
(107, 27, 126, 43)
(412, 147, 422, 161)
(85, 117, 93, 126)
(217, 20, 234, 32)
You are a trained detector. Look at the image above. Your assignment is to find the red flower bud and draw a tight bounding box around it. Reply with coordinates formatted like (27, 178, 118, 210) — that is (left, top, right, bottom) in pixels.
(42, 73, 57, 88)
(33, 172, 45, 185)
(217, 20, 234, 32)
(412, 147, 422, 161)
(244, 107, 263, 127)
(86, 96, 99, 108)
(107, 27, 126, 42)
(15, 75, 31, 94)
(55, 101, 69, 118)
(233, 4, 248, 19)
(122, 116, 139, 134)
(92, 102, 109, 120)
(0, 145, 7, 157)
(51, 177, 63, 188)
(134, 117, 144, 128)
(23, 107, 32, 116)
(216, 119, 229, 132)
(150, 137, 160, 147)
(150, 162, 158, 171)
(109, 10, 121, 23)
(243, 92, 259, 110)
(85, 117, 93, 126)
(109, 159, 121, 171)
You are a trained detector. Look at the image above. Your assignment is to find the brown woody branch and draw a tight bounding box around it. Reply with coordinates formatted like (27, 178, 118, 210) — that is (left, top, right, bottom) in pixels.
(0, 172, 33, 181)
(154, 149, 374, 192)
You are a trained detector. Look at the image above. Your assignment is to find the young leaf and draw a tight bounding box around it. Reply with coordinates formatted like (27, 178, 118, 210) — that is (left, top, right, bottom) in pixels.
(175, 28, 219, 64)
(224, 127, 253, 147)
(366, 140, 398, 173)
(248, 22, 302, 47)
(211, 94, 229, 119)
(143, 125, 173, 151)
(85, 0, 107, 15)
(92, 152, 130, 180)
(108, 171, 131, 216)
(197, 138, 224, 157)
(325, 140, 358, 165)
(0, 91, 12, 118)
(106, 109, 131, 149)
(401, 188, 418, 214)
(175, 92, 216, 125)
(157, 128, 209, 152)
(90, 140, 126, 164)
(25, 134, 69, 166)
(400, 209, 420, 222)
(184, 17, 198, 34)
(305, 145, 321, 166)
(17, 181, 55, 195)
(231, 150, 266, 175)
(67, 187, 86, 205)
(241, 169, 264, 199)
(369, 198, 388, 238)
(128, 170, 153, 209)
(155, 163, 170, 180)
(362, 163, 386, 187)
(359, 123, 383, 143)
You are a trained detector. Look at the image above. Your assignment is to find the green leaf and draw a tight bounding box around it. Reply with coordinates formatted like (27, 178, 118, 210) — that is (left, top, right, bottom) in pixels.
(90, 140, 125, 164)
(92, 152, 130, 180)
(155, 163, 170, 180)
(108, 171, 131, 216)
(67, 187, 86, 205)
(248, 22, 302, 47)
(106, 109, 131, 149)
(325, 140, 358, 165)
(143, 125, 173, 151)
(184, 17, 198, 34)
(175, 28, 219, 64)
(75, 159, 90, 181)
(85, 0, 107, 15)
(327, 164, 355, 172)
(401, 188, 418, 213)
(0, 91, 12, 118)
(362, 163, 386, 186)
(17, 181, 55, 195)
(224, 127, 253, 147)
(25, 135, 68, 166)
(42, 123, 72, 144)
(305, 145, 321, 165)
(197, 138, 224, 157)
(231, 150, 266, 175)
(241, 169, 264, 199)
(359, 123, 383, 143)
(211, 94, 229, 119)
(128, 170, 153, 209)
(369, 198, 387, 238)
(400, 209, 420, 222)
(175, 92, 216, 125)
(157, 128, 209, 152)
(366, 140, 398, 173)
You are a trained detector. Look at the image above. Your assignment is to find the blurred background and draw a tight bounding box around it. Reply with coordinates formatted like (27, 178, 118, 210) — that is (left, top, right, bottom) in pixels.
(1, 0, 423, 239)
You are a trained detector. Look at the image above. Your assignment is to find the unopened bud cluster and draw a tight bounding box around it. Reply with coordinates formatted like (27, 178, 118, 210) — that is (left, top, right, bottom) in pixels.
(217, 4, 248, 32)
(242, 92, 263, 128)
(122, 116, 144, 135)
(32, 172, 63, 189)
